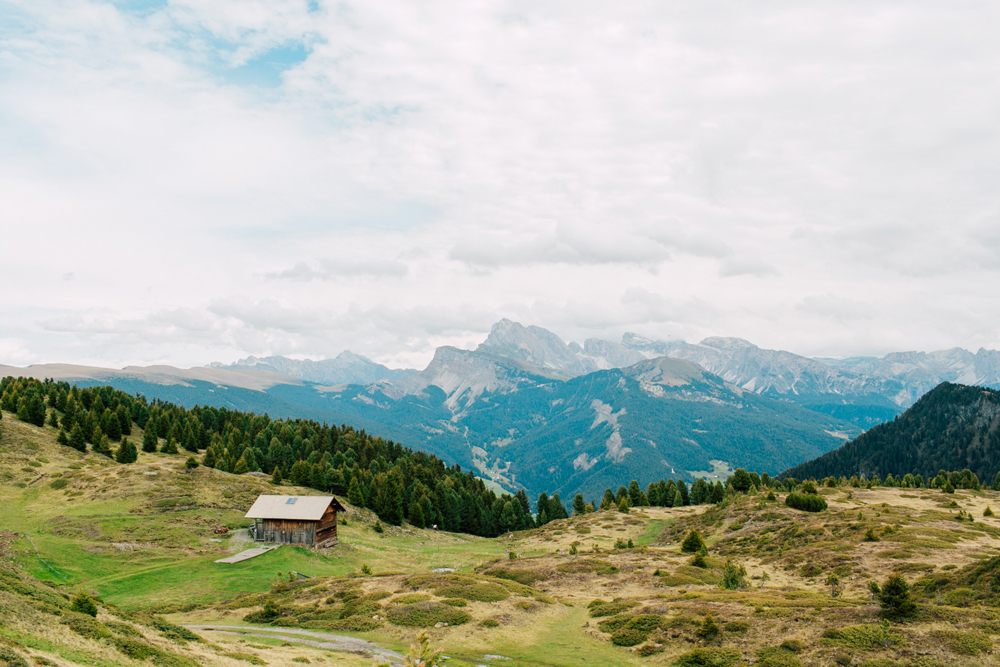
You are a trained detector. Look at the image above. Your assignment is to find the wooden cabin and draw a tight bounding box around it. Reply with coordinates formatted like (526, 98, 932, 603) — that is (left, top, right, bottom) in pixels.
(245, 495, 345, 548)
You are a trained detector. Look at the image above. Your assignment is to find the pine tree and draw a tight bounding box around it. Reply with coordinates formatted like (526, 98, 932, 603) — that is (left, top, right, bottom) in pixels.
(347, 476, 364, 505)
(681, 530, 706, 553)
(48, 409, 59, 428)
(56, 428, 69, 447)
(696, 614, 719, 639)
(878, 574, 917, 619)
(234, 456, 249, 475)
(68, 423, 87, 453)
(272, 467, 284, 486)
(93, 433, 112, 457)
(572, 493, 587, 516)
(115, 438, 137, 464)
(103, 408, 122, 441)
(161, 437, 178, 455)
(628, 480, 642, 506)
(617, 497, 629, 513)
(601, 488, 615, 510)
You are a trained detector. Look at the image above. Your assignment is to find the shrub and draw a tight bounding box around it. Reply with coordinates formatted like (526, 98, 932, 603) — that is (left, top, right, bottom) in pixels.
(588, 600, 638, 618)
(756, 646, 802, 667)
(931, 629, 992, 656)
(373, 521, 384, 534)
(220, 652, 267, 665)
(785, 493, 827, 512)
(636, 643, 665, 656)
(673, 648, 742, 667)
(0, 648, 29, 667)
(111, 638, 160, 661)
(778, 639, 805, 653)
(681, 530, 707, 553)
(386, 602, 471, 627)
(392, 594, 430, 604)
(441, 598, 468, 607)
(479, 618, 500, 628)
(690, 552, 708, 568)
(863, 527, 879, 542)
(434, 583, 509, 602)
(696, 614, 719, 640)
(823, 623, 902, 649)
(105, 621, 142, 637)
(244, 598, 281, 623)
(62, 613, 111, 640)
(720, 560, 748, 590)
(328, 617, 382, 632)
(70, 592, 98, 617)
(485, 568, 547, 586)
(724, 620, 749, 633)
(610, 628, 647, 647)
(556, 559, 618, 575)
(49, 478, 67, 490)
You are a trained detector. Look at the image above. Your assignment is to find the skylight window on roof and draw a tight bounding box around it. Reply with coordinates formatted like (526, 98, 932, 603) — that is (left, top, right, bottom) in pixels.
(286, 497, 297, 504)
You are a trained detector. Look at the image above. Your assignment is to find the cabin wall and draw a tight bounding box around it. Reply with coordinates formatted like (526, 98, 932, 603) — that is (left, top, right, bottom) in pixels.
(257, 519, 317, 546)
(315, 506, 338, 544)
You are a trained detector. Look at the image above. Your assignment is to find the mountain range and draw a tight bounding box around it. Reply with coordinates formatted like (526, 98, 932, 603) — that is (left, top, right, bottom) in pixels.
(6, 319, 1000, 499)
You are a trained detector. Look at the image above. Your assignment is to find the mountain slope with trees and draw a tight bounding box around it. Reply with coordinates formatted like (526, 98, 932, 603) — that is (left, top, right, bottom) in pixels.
(780, 382, 1000, 483)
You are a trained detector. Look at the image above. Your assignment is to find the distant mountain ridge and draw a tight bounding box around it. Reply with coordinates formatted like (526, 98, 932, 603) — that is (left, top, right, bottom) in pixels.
(208, 351, 417, 386)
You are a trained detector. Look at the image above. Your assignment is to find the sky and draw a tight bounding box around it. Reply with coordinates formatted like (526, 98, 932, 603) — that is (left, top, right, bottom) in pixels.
(2, 1, 999, 370)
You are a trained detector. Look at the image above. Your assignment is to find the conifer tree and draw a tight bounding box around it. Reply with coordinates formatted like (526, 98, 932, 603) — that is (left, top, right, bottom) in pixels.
(601, 488, 615, 510)
(878, 574, 917, 619)
(68, 423, 87, 452)
(115, 438, 137, 464)
(271, 467, 284, 485)
(48, 409, 59, 428)
(233, 456, 249, 475)
(617, 497, 629, 513)
(572, 493, 586, 516)
(142, 428, 158, 453)
(103, 408, 122, 441)
(161, 436, 178, 455)
(347, 476, 364, 505)
(56, 428, 69, 447)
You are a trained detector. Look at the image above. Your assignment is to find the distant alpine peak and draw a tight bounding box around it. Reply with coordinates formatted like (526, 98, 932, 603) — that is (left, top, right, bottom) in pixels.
(699, 337, 757, 351)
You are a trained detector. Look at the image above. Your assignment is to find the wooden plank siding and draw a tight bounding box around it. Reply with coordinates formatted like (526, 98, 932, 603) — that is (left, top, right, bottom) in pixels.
(315, 505, 338, 545)
(257, 519, 317, 546)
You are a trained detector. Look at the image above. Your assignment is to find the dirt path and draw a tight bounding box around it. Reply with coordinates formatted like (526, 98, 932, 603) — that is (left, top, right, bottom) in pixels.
(185, 624, 406, 666)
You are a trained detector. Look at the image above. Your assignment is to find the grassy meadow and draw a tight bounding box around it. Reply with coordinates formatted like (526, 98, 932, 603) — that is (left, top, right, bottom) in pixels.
(5, 409, 1000, 666)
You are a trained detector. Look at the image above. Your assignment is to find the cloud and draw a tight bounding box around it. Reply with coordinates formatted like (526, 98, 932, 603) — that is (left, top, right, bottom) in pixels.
(263, 259, 409, 281)
(3, 1, 1000, 368)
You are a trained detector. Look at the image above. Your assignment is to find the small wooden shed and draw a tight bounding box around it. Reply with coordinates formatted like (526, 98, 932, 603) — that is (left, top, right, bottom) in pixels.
(245, 495, 345, 548)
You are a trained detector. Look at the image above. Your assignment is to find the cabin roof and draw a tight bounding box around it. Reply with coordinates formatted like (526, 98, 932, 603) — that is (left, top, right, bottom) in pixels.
(244, 495, 346, 521)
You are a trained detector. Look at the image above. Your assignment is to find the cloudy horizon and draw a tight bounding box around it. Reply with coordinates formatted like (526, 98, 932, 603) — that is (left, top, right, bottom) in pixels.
(3, 1, 999, 370)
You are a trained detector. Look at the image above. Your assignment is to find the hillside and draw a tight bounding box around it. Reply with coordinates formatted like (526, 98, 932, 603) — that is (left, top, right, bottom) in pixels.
(780, 382, 1000, 483)
(4, 355, 862, 500)
(5, 410, 1000, 666)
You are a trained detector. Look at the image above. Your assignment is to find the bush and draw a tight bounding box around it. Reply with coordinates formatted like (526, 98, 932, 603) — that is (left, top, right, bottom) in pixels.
(636, 643, 665, 656)
(220, 652, 267, 665)
(696, 614, 719, 640)
(373, 521, 384, 534)
(485, 568, 547, 586)
(62, 613, 111, 640)
(434, 583, 509, 602)
(681, 530, 707, 553)
(111, 637, 160, 661)
(863, 527, 879, 542)
(779, 639, 805, 653)
(479, 618, 500, 628)
(673, 648, 742, 667)
(386, 602, 472, 627)
(49, 479, 67, 490)
(556, 559, 618, 575)
(70, 592, 98, 617)
(244, 598, 281, 623)
(391, 594, 430, 604)
(785, 492, 827, 512)
(588, 600, 638, 618)
(756, 646, 802, 667)
(720, 560, 748, 590)
(0, 648, 29, 667)
(610, 628, 647, 647)
(931, 629, 992, 656)
(440, 598, 468, 607)
(105, 621, 142, 637)
(724, 620, 749, 633)
(329, 616, 382, 632)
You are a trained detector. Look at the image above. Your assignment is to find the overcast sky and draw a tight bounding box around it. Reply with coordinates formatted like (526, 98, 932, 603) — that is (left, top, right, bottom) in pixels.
(2, 1, 999, 370)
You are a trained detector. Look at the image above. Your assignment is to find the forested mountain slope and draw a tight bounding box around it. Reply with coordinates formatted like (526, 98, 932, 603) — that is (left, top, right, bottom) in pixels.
(781, 382, 1000, 483)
